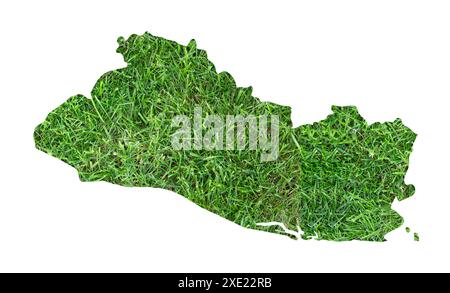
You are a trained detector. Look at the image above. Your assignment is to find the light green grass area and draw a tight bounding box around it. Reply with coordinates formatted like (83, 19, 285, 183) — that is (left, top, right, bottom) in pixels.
(34, 32, 417, 241)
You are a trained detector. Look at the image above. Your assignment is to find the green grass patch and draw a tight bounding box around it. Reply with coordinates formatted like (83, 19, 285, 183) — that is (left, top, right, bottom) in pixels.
(34, 32, 417, 241)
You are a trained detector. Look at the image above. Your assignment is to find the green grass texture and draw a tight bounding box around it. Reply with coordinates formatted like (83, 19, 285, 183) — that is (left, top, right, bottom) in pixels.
(34, 32, 417, 241)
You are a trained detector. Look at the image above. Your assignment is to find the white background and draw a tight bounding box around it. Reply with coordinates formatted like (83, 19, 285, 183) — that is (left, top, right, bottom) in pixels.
(0, 0, 449, 272)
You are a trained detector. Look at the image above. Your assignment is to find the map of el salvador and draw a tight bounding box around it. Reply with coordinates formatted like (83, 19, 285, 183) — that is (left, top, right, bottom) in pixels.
(34, 32, 416, 241)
